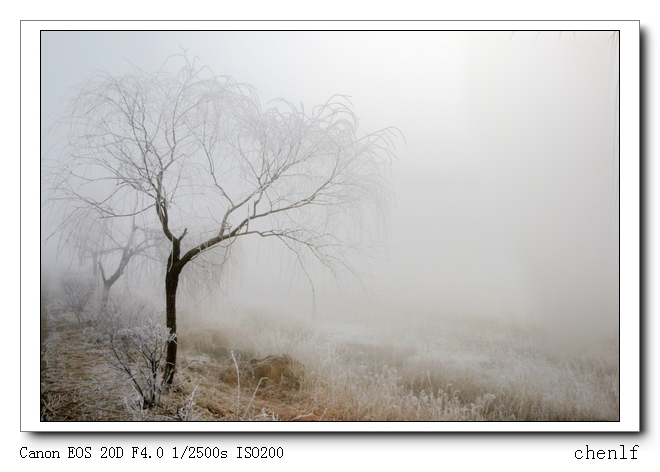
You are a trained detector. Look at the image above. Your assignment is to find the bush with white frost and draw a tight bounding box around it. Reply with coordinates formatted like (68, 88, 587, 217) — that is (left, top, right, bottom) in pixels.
(106, 315, 175, 408)
(59, 272, 96, 323)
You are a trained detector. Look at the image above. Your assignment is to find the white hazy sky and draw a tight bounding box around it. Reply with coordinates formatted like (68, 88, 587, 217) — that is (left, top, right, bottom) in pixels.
(40, 30, 619, 323)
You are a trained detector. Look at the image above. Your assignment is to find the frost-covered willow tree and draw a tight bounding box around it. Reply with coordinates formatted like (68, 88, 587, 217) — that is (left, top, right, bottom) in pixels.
(42, 179, 163, 315)
(90, 218, 162, 314)
(51, 54, 397, 383)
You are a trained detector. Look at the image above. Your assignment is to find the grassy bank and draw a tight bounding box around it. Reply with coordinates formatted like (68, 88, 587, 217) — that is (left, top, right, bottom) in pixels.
(40, 296, 619, 422)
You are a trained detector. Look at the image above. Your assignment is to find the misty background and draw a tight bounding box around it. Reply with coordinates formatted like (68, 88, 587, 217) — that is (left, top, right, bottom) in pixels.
(40, 30, 619, 332)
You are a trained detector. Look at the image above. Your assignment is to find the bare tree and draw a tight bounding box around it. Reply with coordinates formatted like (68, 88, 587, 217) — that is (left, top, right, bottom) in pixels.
(46, 53, 398, 384)
(96, 220, 162, 313)
(42, 195, 163, 315)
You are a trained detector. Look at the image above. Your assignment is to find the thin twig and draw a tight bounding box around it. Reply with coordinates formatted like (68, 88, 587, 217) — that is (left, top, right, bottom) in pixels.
(243, 377, 267, 419)
(231, 350, 240, 413)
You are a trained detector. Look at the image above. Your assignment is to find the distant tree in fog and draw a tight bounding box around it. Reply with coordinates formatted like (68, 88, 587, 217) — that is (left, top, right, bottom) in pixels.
(45, 53, 398, 385)
(93, 219, 162, 313)
(42, 194, 162, 314)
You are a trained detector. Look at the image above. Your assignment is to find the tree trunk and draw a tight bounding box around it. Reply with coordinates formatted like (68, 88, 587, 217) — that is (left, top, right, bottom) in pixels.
(100, 282, 111, 315)
(163, 265, 181, 385)
(160, 223, 187, 385)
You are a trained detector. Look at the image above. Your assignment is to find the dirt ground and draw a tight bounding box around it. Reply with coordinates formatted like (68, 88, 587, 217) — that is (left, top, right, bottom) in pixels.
(40, 313, 328, 422)
(39, 289, 618, 423)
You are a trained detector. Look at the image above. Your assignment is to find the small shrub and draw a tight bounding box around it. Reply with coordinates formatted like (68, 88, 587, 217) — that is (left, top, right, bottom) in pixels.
(107, 316, 175, 408)
(60, 272, 96, 323)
